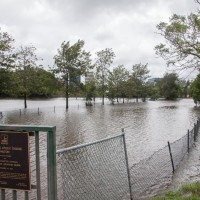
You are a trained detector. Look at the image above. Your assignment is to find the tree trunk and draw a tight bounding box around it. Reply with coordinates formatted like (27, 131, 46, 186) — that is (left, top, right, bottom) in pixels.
(24, 93, 27, 109)
(66, 73, 69, 109)
(102, 74, 105, 105)
(102, 93, 104, 105)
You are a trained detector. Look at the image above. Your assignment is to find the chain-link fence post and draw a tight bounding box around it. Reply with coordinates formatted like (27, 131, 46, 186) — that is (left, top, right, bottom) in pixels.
(194, 123, 197, 142)
(187, 129, 190, 153)
(168, 141, 175, 174)
(121, 128, 133, 200)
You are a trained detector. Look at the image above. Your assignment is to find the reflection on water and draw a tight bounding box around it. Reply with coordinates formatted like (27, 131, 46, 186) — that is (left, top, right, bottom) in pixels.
(0, 98, 200, 165)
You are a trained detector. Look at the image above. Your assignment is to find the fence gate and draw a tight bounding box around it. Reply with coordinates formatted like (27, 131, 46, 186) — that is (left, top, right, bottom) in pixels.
(0, 124, 57, 200)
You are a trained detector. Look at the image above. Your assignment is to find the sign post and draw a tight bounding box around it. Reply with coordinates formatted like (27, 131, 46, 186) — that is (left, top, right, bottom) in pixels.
(0, 131, 30, 191)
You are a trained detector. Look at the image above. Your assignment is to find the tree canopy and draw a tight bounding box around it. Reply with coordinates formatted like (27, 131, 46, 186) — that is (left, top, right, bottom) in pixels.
(155, 10, 200, 72)
(54, 40, 92, 109)
(95, 48, 115, 105)
(158, 73, 180, 100)
(0, 29, 15, 69)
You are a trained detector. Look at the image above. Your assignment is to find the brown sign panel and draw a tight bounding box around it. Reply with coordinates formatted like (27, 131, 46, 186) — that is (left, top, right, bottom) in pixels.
(0, 131, 31, 191)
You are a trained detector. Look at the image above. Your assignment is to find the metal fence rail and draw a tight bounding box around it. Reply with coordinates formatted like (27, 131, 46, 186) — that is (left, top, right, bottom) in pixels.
(56, 134, 131, 200)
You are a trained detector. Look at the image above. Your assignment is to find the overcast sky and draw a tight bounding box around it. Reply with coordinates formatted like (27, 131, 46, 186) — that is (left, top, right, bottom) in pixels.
(0, 0, 198, 79)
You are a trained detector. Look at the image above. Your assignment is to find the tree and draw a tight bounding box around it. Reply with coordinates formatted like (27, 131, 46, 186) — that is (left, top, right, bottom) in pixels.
(155, 11, 200, 71)
(15, 45, 38, 108)
(178, 79, 190, 98)
(0, 29, 17, 99)
(130, 63, 150, 102)
(107, 65, 129, 104)
(0, 69, 18, 97)
(0, 29, 15, 69)
(29, 68, 60, 98)
(95, 48, 115, 105)
(190, 74, 200, 105)
(159, 73, 180, 100)
(147, 84, 160, 100)
(84, 80, 96, 106)
(54, 40, 92, 109)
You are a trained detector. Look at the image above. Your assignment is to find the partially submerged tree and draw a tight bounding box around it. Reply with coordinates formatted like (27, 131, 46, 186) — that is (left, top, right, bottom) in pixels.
(95, 48, 115, 105)
(159, 73, 180, 100)
(85, 80, 96, 106)
(54, 40, 92, 109)
(15, 45, 38, 108)
(155, 11, 200, 72)
(107, 65, 129, 104)
(130, 63, 150, 102)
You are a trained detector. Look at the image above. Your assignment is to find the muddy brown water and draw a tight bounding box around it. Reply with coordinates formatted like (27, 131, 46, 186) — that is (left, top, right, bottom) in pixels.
(0, 98, 199, 199)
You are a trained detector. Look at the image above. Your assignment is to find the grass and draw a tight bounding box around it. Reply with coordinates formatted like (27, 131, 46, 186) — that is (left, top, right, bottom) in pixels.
(150, 182, 200, 200)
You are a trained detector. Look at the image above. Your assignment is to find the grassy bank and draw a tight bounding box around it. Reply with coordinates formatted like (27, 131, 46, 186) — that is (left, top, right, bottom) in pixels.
(150, 182, 200, 200)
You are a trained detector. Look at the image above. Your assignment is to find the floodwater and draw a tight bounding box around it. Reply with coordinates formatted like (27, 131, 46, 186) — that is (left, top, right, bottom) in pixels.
(0, 98, 199, 163)
(0, 98, 200, 199)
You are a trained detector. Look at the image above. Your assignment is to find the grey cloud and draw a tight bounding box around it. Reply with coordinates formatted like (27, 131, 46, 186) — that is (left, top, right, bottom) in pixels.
(0, 0, 198, 77)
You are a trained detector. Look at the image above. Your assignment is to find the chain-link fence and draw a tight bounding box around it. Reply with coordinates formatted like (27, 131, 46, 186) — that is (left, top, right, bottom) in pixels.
(56, 119, 200, 200)
(56, 134, 131, 200)
(130, 145, 172, 199)
(129, 119, 200, 199)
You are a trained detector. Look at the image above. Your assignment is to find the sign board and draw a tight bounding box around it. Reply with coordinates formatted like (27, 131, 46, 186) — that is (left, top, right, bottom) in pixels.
(0, 131, 31, 191)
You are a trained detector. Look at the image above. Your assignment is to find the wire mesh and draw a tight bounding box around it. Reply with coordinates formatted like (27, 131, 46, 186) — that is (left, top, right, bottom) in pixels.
(129, 122, 199, 199)
(189, 128, 195, 149)
(129, 145, 173, 199)
(170, 134, 188, 170)
(56, 134, 130, 200)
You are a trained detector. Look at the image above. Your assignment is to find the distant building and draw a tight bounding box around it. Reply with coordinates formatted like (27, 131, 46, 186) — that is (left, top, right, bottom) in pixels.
(85, 72, 94, 84)
(147, 78, 161, 85)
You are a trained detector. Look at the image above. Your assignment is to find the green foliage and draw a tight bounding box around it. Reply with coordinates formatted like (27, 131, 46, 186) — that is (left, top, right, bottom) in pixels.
(95, 48, 115, 104)
(29, 68, 60, 97)
(0, 67, 60, 98)
(54, 40, 92, 108)
(107, 65, 129, 103)
(190, 74, 200, 105)
(155, 11, 200, 71)
(147, 84, 160, 100)
(0, 29, 16, 68)
(130, 63, 150, 101)
(159, 73, 180, 100)
(54, 40, 92, 76)
(0, 69, 18, 97)
(15, 45, 39, 108)
(84, 80, 96, 102)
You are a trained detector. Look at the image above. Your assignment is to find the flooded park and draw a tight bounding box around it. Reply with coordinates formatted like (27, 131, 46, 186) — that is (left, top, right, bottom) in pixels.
(0, 97, 200, 199)
(0, 98, 199, 162)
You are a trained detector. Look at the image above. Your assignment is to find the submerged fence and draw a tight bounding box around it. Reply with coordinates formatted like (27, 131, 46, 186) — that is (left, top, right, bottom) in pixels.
(57, 119, 200, 200)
